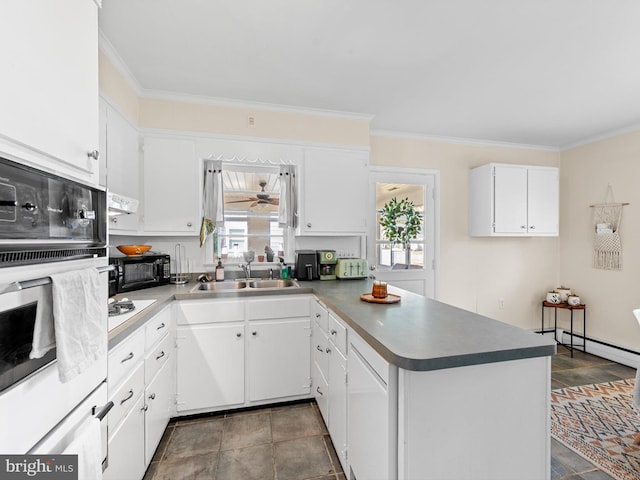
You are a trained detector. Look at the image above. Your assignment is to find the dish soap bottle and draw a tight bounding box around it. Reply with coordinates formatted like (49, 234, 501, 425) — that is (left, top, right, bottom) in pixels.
(215, 259, 225, 282)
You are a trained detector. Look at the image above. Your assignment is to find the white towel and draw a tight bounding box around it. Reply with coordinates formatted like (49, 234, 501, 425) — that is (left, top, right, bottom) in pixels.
(50, 268, 105, 383)
(62, 417, 103, 480)
(29, 285, 55, 359)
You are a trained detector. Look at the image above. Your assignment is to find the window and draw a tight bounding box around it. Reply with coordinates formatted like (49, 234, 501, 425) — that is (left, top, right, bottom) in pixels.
(213, 164, 288, 262)
(375, 182, 425, 270)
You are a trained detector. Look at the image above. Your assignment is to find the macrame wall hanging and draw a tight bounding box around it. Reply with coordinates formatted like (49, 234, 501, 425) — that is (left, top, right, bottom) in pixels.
(590, 185, 629, 270)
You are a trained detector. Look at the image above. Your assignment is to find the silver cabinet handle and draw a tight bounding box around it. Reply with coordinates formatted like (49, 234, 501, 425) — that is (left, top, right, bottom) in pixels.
(252, 331, 257, 336)
(316, 345, 323, 352)
(121, 352, 134, 363)
(326, 347, 331, 354)
(316, 386, 323, 396)
(156, 351, 165, 360)
(120, 389, 134, 405)
(148, 393, 156, 400)
(187, 222, 192, 227)
(520, 225, 526, 229)
(330, 329, 337, 336)
(316, 313, 321, 318)
(141, 404, 149, 412)
(236, 332, 242, 338)
(156, 323, 166, 330)
(307, 222, 312, 228)
(530, 225, 536, 229)
(87, 150, 100, 160)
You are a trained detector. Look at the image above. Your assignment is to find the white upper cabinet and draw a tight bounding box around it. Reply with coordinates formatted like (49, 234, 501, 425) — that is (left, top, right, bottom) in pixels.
(100, 98, 140, 233)
(142, 136, 199, 235)
(299, 148, 368, 235)
(469, 163, 559, 237)
(0, 0, 100, 184)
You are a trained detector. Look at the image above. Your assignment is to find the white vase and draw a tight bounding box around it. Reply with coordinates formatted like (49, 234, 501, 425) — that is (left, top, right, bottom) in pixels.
(546, 292, 561, 304)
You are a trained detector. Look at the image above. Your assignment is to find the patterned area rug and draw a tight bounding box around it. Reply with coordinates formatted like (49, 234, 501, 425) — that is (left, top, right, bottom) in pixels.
(551, 379, 640, 480)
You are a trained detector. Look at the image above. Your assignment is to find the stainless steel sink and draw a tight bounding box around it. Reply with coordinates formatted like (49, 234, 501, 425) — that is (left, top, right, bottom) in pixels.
(193, 281, 247, 291)
(248, 279, 299, 289)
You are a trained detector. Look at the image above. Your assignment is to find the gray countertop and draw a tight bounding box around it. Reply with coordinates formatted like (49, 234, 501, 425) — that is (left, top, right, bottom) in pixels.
(110, 278, 555, 371)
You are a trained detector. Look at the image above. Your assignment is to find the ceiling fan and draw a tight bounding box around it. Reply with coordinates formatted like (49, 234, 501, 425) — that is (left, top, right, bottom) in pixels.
(227, 180, 279, 207)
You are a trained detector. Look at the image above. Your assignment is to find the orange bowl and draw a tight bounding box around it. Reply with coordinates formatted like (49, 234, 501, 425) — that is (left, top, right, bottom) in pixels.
(116, 245, 152, 256)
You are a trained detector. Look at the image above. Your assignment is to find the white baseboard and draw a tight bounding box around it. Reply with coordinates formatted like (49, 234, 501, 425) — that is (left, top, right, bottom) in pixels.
(540, 329, 640, 369)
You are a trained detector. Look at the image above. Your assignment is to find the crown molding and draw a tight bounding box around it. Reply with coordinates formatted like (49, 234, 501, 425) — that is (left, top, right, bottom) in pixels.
(98, 29, 143, 96)
(139, 89, 374, 122)
(370, 129, 560, 152)
(560, 123, 640, 151)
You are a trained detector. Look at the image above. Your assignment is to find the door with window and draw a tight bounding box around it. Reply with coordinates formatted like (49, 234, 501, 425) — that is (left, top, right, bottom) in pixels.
(368, 169, 437, 298)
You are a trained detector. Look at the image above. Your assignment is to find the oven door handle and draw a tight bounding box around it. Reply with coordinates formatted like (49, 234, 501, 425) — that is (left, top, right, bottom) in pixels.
(93, 401, 114, 421)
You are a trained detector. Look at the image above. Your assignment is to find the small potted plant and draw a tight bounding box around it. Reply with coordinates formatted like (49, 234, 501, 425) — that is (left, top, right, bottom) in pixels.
(378, 197, 422, 268)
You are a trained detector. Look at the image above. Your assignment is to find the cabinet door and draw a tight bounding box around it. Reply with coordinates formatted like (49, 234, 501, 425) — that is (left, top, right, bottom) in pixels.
(348, 345, 392, 480)
(145, 356, 174, 465)
(176, 324, 244, 411)
(104, 101, 140, 233)
(142, 137, 199, 234)
(248, 319, 311, 402)
(103, 395, 146, 480)
(527, 168, 559, 235)
(300, 149, 368, 234)
(493, 166, 528, 234)
(0, 0, 99, 184)
(328, 346, 348, 470)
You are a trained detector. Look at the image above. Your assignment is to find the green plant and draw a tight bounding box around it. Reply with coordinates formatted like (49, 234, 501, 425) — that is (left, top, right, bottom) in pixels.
(378, 197, 422, 248)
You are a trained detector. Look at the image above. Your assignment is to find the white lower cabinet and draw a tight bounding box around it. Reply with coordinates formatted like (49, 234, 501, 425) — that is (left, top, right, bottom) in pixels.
(144, 351, 174, 464)
(348, 333, 397, 480)
(248, 319, 311, 402)
(311, 299, 349, 472)
(105, 305, 174, 480)
(328, 345, 348, 469)
(175, 296, 311, 415)
(104, 395, 146, 480)
(176, 323, 245, 411)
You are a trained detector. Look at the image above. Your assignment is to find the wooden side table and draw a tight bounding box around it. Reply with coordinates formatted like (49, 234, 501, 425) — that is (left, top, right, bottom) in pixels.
(541, 301, 586, 357)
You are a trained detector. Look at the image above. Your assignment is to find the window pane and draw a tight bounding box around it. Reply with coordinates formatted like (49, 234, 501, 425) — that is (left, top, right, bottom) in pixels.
(375, 182, 425, 269)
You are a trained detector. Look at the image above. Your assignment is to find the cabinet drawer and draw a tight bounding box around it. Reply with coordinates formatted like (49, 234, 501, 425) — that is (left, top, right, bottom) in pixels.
(246, 296, 310, 320)
(145, 333, 172, 383)
(145, 305, 171, 350)
(311, 299, 329, 332)
(108, 362, 144, 435)
(177, 300, 244, 325)
(328, 313, 347, 355)
(108, 328, 145, 389)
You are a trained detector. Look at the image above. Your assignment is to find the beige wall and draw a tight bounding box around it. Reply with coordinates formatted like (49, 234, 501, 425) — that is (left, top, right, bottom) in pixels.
(559, 130, 640, 351)
(98, 50, 139, 123)
(370, 135, 560, 331)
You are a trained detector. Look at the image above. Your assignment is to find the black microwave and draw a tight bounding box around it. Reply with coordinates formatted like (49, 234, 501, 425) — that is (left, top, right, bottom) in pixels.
(109, 253, 171, 296)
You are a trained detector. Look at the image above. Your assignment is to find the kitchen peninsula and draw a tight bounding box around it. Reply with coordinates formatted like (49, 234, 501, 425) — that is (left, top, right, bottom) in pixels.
(111, 278, 555, 480)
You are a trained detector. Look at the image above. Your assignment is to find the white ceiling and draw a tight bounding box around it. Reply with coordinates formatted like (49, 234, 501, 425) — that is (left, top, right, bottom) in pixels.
(99, 0, 640, 149)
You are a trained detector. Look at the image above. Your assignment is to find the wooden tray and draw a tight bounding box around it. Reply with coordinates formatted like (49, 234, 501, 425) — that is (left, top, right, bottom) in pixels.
(360, 293, 401, 304)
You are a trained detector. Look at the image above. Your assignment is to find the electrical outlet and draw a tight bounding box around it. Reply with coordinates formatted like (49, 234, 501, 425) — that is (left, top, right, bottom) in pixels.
(498, 298, 505, 310)
(247, 115, 256, 128)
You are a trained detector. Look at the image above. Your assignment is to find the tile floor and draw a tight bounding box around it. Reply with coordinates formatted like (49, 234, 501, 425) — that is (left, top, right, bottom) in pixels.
(550, 345, 636, 480)
(142, 344, 636, 480)
(143, 401, 345, 480)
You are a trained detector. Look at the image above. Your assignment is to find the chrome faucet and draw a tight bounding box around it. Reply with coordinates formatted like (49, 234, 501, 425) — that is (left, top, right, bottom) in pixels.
(239, 263, 251, 279)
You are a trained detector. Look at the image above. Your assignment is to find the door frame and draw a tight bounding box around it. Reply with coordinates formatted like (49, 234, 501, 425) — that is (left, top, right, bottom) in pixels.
(368, 167, 440, 299)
